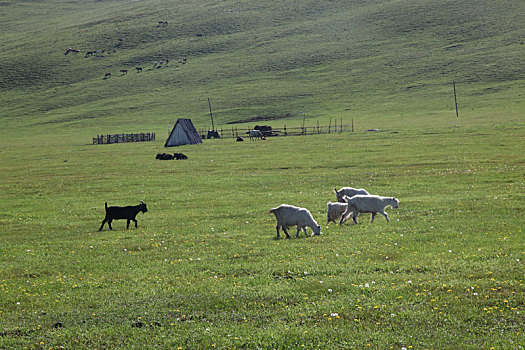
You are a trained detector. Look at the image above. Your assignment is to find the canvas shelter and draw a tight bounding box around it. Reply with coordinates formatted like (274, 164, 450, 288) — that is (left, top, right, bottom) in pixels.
(164, 118, 203, 147)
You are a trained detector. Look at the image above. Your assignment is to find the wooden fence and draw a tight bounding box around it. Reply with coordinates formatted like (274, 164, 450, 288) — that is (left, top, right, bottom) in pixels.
(198, 119, 352, 139)
(93, 132, 155, 145)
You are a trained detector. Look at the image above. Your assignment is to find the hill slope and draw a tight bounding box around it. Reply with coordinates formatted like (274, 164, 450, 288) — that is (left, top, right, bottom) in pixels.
(0, 0, 524, 132)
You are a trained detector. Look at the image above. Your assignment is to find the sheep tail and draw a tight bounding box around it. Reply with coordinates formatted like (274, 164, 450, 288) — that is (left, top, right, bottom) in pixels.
(269, 208, 277, 214)
(105, 202, 108, 211)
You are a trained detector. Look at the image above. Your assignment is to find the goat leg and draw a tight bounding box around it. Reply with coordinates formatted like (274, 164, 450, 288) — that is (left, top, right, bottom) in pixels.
(99, 219, 107, 231)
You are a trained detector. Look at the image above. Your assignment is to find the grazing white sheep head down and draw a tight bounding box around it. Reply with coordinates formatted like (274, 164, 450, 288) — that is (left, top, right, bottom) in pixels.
(390, 197, 399, 208)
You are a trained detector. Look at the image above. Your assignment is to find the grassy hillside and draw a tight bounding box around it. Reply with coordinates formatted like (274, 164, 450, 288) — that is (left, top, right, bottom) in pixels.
(1, 0, 524, 134)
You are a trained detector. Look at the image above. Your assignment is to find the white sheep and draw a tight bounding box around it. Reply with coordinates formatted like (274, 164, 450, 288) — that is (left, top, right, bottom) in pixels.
(334, 187, 369, 203)
(326, 201, 350, 225)
(269, 204, 321, 238)
(340, 195, 399, 224)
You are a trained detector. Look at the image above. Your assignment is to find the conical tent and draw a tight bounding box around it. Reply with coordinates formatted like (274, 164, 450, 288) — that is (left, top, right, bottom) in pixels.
(164, 118, 203, 147)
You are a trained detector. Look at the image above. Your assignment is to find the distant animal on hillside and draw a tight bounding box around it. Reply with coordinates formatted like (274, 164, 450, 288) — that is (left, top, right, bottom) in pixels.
(135, 67, 142, 73)
(120, 69, 128, 74)
(64, 48, 80, 55)
(85, 51, 94, 57)
(99, 201, 148, 230)
(236, 136, 244, 142)
(103, 72, 111, 79)
(158, 20, 168, 26)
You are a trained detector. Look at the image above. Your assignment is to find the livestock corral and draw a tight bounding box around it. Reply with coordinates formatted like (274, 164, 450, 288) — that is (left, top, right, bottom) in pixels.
(93, 132, 155, 144)
(1, 123, 524, 349)
(197, 120, 351, 140)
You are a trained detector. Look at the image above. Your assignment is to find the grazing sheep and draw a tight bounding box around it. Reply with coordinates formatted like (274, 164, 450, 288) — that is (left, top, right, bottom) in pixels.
(334, 187, 369, 203)
(326, 201, 350, 225)
(103, 72, 111, 79)
(135, 67, 142, 72)
(340, 195, 399, 225)
(120, 69, 128, 74)
(270, 204, 321, 238)
(99, 201, 148, 230)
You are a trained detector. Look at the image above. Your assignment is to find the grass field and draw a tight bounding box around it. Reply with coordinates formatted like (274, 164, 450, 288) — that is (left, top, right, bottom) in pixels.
(1, 120, 524, 348)
(1, 0, 524, 348)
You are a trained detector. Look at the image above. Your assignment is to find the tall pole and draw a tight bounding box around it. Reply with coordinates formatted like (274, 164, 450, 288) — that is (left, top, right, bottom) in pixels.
(453, 81, 459, 118)
(208, 98, 215, 130)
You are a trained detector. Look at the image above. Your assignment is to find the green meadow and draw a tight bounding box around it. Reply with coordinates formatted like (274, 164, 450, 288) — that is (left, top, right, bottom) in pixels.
(1, 0, 524, 348)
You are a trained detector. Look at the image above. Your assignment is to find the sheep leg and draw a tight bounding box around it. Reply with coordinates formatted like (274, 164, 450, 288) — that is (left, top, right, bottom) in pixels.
(371, 212, 376, 223)
(132, 219, 138, 228)
(341, 210, 352, 224)
(107, 219, 113, 230)
(381, 211, 389, 222)
(282, 226, 291, 239)
(276, 225, 281, 238)
(296, 226, 301, 238)
(339, 206, 353, 225)
(99, 218, 108, 231)
(302, 227, 308, 237)
(126, 219, 130, 229)
(352, 212, 359, 224)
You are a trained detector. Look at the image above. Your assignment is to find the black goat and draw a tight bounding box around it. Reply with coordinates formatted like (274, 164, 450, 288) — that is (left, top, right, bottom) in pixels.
(99, 201, 148, 230)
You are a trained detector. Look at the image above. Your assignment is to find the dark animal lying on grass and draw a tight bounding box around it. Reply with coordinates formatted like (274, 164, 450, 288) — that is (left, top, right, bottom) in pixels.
(99, 201, 148, 230)
(173, 153, 188, 160)
(156, 153, 174, 160)
(156, 153, 187, 160)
